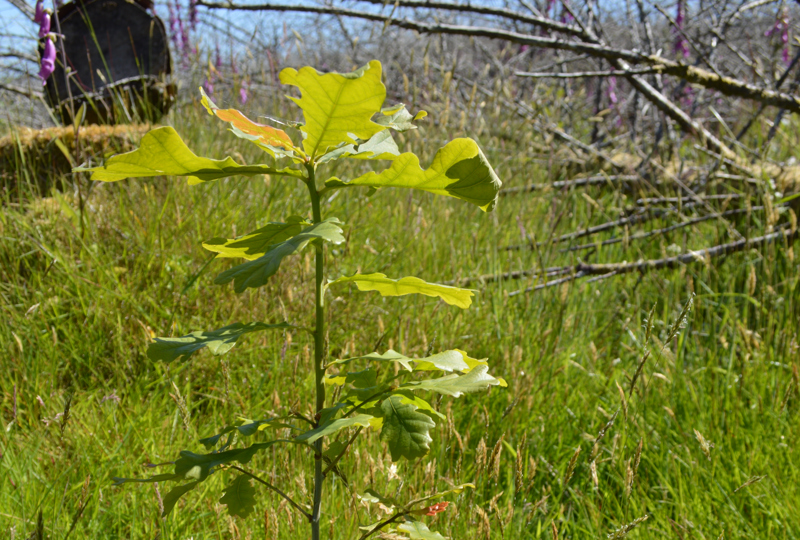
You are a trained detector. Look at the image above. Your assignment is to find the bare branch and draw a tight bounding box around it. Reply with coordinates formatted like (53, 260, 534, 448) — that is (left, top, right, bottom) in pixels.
(510, 226, 796, 295)
(196, 1, 800, 120)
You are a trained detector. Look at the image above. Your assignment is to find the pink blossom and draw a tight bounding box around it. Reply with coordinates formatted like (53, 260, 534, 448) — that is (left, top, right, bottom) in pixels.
(239, 86, 248, 104)
(203, 78, 213, 95)
(38, 37, 56, 85)
(765, 8, 791, 64)
(34, 0, 45, 24)
(38, 12, 51, 38)
(674, 0, 690, 58)
(607, 75, 618, 105)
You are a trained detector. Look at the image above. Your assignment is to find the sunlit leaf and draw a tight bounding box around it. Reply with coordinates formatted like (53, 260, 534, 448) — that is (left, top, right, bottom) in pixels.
(76, 127, 303, 184)
(215, 219, 345, 293)
(162, 481, 199, 517)
(202, 216, 309, 260)
(326, 138, 501, 211)
(329, 349, 414, 372)
(374, 103, 427, 132)
(328, 273, 474, 309)
(393, 390, 445, 420)
(402, 365, 505, 397)
(330, 349, 470, 374)
(458, 349, 489, 373)
(379, 395, 436, 461)
(219, 475, 257, 519)
(295, 414, 375, 443)
(199, 87, 297, 159)
(280, 60, 386, 157)
(318, 131, 400, 163)
(147, 322, 293, 363)
(397, 521, 447, 540)
(411, 350, 469, 372)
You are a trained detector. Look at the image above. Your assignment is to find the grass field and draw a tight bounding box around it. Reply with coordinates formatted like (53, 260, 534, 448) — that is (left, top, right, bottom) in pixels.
(2, 77, 799, 540)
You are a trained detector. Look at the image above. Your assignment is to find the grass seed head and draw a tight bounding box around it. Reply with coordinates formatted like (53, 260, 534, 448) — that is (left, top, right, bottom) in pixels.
(694, 429, 714, 460)
(563, 445, 581, 485)
(489, 435, 505, 481)
(607, 515, 649, 539)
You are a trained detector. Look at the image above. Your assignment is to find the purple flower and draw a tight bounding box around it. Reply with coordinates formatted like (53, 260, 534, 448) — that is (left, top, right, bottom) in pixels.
(203, 78, 213, 95)
(214, 44, 222, 70)
(167, 1, 178, 42)
(607, 75, 618, 105)
(766, 8, 791, 65)
(34, 0, 45, 23)
(38, 37, 56, 85)
(38, 12, 51, 38)
(239, 86, 248, 104)
(674, 0, 690, 58)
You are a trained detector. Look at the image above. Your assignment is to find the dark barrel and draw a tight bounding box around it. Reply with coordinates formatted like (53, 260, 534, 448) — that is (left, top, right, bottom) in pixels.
(44, 0, 175, 124)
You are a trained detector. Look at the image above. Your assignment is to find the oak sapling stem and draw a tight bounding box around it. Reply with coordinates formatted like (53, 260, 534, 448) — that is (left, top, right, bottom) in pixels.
(82, 60, 504, 539)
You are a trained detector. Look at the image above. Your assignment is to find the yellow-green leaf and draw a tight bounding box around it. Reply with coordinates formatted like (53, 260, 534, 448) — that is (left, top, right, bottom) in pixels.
(202, 216, 309, 260)
(76, 126, 303, 184)
(328, 138, 501, 211)
(374, 103, 427, 132)
(215, 219, 344, 293)
(147, 321, 293, 363)
(280, 60, 386, 157)
(402, 365, 505, 397)
(328, 273, 475, 309)
(295, 414, 374, 443)
(397, 521, 447, 540)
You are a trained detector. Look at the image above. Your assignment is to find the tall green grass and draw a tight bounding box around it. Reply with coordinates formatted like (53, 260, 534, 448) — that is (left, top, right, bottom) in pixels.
(1, 79, 799, 540)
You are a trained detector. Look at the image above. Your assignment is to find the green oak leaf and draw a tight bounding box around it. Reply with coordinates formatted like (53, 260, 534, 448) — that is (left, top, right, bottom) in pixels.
(199, 417, 296, 449)
(379, 395, 436, 461)
(328, 273, 475, 309)
(147, 322, 293, 363)
(112, 473, 183, 486)
(328, 368, 393, 403)
(330, 349, 414, 372)
(215, 219, 345, 293)
(411, 350, 469, 372)
(330, 349, 469, 373)
(318, 130, 400, 164)
(219, 475, 257, 519)
(326, 138, 501, 211)
(393, 390, 445, 420)
(162, 481, 200, 517)
(202, 216, 309, 260)
(374, 103, 427, 132)
(458, 349, 489, 373)
(295, 414, 375, 444)
(174, 440, 293, 482)
(280, 60, 386, 157)
(402, 365, 506, 397)
(397, 521, 447, 540)
(75, 126, 303, 184)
